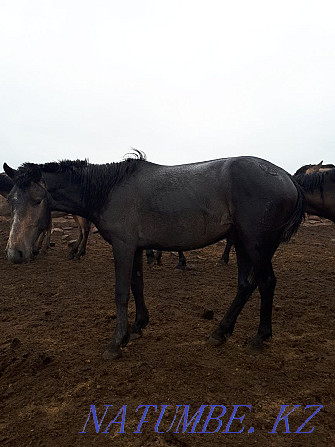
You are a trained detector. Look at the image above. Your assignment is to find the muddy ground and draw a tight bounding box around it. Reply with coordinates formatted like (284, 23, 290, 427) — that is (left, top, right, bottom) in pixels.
(0, 217, 334, 447)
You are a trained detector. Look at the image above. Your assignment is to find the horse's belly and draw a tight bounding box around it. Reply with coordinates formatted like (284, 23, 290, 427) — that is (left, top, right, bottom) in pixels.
(139, 216, 232, 251)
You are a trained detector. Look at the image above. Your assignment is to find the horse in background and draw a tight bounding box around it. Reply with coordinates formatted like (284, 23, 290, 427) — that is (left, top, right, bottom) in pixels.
(294, 160, 335, 176)
(146, 249, 186, 269)
(146, 238, 233, 269)
(0, 172, 14, 199)
(294, 162, 335, 222)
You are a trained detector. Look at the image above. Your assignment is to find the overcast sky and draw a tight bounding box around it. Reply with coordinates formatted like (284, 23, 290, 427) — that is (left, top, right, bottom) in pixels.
(1, 0, 334, 173)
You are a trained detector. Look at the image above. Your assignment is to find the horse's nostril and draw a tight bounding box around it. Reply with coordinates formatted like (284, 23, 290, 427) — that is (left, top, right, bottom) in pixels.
(18, 250, 23, 259)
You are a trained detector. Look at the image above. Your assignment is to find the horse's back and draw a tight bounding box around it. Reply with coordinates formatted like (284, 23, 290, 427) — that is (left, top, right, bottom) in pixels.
(139, 156, 298, 207)
(100, 156, 302, 251)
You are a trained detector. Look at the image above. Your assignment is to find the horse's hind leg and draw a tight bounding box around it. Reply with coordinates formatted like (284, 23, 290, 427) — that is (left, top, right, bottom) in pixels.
(155, 250, 163, 265)
(130, 249, 149, 340)
(68, 215, 83, 259)
(247, 262, 276, 349)
(209, 243, 257, 345)
(146, 249, 155, 267)
(220, 239, 233, 264)
(76, 218, 91, 258)
(176, 251, 186, 269)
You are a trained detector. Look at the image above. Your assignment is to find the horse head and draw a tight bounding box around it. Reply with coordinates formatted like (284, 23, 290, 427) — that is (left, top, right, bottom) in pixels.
(3, 163, 51, 263)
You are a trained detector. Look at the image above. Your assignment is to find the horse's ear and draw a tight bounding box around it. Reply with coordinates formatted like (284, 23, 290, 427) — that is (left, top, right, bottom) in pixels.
(3, 163, 17, 179)
(312, 161, 323, 173)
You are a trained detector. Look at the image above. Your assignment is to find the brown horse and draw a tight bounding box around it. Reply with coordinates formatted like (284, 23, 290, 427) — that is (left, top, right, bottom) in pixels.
(294, 161, 335, 175)
(294, 163, 335, 222)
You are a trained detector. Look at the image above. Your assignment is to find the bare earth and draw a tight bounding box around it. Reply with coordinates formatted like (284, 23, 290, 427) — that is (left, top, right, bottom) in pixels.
(0, 217, 334, 447)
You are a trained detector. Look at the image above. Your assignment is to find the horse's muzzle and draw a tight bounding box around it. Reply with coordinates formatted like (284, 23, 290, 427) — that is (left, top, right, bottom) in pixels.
(6, 247, 33, 264)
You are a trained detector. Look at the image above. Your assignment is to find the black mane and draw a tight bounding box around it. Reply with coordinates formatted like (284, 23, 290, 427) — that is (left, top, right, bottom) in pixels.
(14, 151, 147, 215)
(294, 169, 335, 198)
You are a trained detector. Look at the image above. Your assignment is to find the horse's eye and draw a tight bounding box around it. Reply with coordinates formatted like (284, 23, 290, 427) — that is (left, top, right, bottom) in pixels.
(33, 200, 42, 207)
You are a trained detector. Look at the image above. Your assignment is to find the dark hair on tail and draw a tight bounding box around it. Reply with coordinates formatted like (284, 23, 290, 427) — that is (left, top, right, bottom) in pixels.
(279, 178, 306, 243)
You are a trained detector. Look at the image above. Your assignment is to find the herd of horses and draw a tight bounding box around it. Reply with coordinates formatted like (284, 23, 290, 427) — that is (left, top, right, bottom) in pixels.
(1, 155, 334, 360)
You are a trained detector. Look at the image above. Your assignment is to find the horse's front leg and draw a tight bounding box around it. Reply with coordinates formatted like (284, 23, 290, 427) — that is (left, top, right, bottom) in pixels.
(130, 249, 149, 339)
(103, 241, 135, 360)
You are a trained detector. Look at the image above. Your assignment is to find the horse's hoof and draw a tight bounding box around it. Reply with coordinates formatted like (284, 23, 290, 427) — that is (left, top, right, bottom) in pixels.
(208, 334, 227, 346)
(216, 259, 227, 266)
(175, 260, 186, 270)
(102, 348, 122, 360)
(244, 338, 263, 354)
(129, 331, 142, 341)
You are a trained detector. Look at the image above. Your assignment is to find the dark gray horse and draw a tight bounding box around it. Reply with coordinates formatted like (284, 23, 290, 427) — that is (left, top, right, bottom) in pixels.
(4, 154, 305, 359)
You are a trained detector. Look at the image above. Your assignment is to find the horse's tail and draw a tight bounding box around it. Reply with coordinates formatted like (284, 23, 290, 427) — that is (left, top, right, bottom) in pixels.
(279, 177, 306, 243)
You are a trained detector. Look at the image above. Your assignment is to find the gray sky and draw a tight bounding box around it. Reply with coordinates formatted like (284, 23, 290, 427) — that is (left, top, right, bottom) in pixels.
(1, 0, 334, 173)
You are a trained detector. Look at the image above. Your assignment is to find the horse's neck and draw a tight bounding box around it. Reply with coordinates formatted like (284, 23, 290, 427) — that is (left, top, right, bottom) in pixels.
(44, 171, 88, 217)
(304, 183, 335, 222)
(304, 190, 323, 215)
